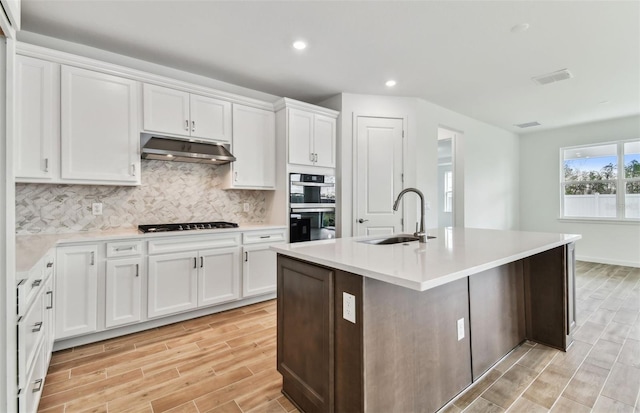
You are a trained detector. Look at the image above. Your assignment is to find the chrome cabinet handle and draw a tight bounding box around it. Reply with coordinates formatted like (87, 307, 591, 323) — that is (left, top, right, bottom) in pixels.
(32, 379, 43, 393)
(315, 153, 319, 162)
(135, 264, 139, 277)
(44, 158, 49, 172)
(90, 251, 95, 265)
(131, 164, 136, 177)
(192, 120, 196, 132)
(46, 262, 53, 268)
(32, 279, 42, 288)
(185, 119, 189, 131)
(357, 218, 369, 223)
(200, 256, 204, 268)
(309, 153, 314, 162)
(115, 246, 134, 252)
(245, 252, 248, 262)
(260, 235, 270, 239)
(193, 257, 197, 268)
(234, 171, 238, 182)
(32, 322, 43, 333)
(46, 291, 53, 309)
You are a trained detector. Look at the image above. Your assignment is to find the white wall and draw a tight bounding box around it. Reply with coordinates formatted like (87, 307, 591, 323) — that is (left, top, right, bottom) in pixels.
(520, 115, 640, 267)
(325, 93, 520, 237)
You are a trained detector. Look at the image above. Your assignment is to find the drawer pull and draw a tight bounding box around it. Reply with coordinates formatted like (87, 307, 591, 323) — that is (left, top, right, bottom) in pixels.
(32, 322, 43, 333)
(200, 256, 204, 268)
(260, 235, 271, 239)
(32, 279, 42, 288)
(46, 291, 54, 309)
(115, 246, 135, 252)
(194, 257, 197, 269)
(32, 378, 43, 393)
(46, 262, 54, 268)
(90, 251, 95, 266)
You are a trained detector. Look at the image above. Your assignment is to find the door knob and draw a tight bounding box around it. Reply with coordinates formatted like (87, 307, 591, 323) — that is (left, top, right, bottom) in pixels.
(358, 218, 369, 223)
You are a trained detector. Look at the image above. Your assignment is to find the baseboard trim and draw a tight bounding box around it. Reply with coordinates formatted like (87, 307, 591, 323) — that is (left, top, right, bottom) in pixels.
(576, 255, 640, 268)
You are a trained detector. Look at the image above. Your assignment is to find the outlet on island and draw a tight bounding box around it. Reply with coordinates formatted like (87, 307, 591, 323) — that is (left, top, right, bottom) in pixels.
(343, 292, 356, 324)
(92, 203, 103, 215)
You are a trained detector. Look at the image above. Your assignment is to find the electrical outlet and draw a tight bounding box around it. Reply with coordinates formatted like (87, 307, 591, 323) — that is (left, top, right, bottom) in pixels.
(91, 203, 103, 216)
(343, 292, 356, 324)
(457, 318, 465, 341)
(243, 203, 250, 212)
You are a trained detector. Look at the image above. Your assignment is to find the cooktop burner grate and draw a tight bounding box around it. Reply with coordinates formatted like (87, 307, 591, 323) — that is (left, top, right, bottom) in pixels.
(138, 221, 239, 233)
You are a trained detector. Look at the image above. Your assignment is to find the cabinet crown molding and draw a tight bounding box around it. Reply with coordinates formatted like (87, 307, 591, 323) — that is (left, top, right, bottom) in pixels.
(274, 97, 339, 118)
(16, 42, 276, 111)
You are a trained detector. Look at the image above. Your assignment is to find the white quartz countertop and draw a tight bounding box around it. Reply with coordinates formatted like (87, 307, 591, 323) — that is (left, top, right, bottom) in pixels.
(16, 224, 286, 274)
(271, 227, 581, 291)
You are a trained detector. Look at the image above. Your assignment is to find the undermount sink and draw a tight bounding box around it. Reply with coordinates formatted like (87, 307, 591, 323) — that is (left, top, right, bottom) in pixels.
(359, 234, 436, 245)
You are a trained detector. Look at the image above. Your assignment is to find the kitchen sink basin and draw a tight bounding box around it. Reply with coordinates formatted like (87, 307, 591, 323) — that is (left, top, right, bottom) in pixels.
(359, 234, 436, 245)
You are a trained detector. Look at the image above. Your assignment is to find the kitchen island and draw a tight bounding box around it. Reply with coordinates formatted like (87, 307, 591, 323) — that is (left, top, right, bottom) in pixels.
(271, 227, 581, 413)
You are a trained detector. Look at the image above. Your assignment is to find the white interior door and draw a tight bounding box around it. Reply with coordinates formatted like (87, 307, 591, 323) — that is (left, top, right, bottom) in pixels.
(355, 116, 404, 236)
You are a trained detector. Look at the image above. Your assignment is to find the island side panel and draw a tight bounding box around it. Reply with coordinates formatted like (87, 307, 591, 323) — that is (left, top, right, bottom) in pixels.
(277, 256, 335, 413)
(334, 270, 364, 413)
(362, 277, 472, 413)
(523, 245, 569, 350)
(469, 261, 526, 380)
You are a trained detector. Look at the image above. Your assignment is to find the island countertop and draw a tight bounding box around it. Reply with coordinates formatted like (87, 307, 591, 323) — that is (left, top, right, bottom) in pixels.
(271, 227, 581, 291)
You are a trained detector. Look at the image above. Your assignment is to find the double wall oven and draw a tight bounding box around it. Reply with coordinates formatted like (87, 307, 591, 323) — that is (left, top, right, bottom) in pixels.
(289, 173, 335, 243)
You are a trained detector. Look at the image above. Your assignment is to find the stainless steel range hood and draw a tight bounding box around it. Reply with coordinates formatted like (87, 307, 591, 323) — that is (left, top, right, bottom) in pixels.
(140, 133, 236, 164)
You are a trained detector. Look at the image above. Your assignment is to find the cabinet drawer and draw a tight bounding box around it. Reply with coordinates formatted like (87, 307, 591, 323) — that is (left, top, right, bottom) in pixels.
(17, 262, 44, 318)
(106, 240, 143, 258)
(242, 229, 286, 245)
(18, 294, 45, 390)
(148, 233, 240, 254)
(18, 341, 46, 413)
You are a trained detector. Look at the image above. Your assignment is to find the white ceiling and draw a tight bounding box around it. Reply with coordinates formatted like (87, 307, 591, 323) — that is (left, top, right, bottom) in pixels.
(19, 0, 640, 134)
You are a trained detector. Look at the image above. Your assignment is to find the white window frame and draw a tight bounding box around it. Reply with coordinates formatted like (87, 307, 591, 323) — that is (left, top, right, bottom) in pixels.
(560, 139, 640, 222)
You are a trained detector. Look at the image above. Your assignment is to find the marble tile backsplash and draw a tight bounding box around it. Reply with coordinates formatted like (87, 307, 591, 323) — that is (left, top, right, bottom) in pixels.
(15, 160, 269, 234)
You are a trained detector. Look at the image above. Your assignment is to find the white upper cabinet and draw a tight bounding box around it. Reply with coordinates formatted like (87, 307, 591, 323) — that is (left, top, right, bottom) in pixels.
(288, 109, 315, 166)
(143, 83, 231, 143)
(276, 98, 339, 169)
(313, 114, 337, 168)
(229, 104, 275, 189)
(60, 65, 141, 185)
(15, 55, 57, 180)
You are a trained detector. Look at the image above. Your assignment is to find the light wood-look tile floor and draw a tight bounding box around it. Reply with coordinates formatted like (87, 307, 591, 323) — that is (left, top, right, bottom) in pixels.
(38, 261, 639, 413)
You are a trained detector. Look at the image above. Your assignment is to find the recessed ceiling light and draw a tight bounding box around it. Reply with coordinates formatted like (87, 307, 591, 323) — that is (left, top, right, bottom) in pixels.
(510, 23, 530, 33)
(293, 41, 307, 50)
(385, 80, 396, 87)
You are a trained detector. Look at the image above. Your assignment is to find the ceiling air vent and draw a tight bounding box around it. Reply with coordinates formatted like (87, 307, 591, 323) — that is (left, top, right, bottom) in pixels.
(514, 121, 541, 128)
(532, 69, 573, 85)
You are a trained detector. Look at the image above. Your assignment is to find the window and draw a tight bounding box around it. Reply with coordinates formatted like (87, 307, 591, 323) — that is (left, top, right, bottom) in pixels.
(561, 140, 640, 220)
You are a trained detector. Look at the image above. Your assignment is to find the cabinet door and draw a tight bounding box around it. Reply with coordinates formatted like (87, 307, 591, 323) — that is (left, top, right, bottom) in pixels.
(148, 252, 198, 318)
(277, 256, 334, 413)
(55, 245, 98, 339)
(190, 94, 231, 142)
(15, 55, 56, 180)
(143, 83, 190, 137)
(243, 243, 281, 297)
(105, 257, 142, 328)
(198, 247, 241, 307)
(314, 114, 336, 168)
(61, 66, 140, 184)
(231, 104, 275, 188)
(288, 108, 314, 166)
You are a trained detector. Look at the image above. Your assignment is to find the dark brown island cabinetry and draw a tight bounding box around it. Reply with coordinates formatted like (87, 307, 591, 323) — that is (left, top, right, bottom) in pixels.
(276, 243, 575, 413)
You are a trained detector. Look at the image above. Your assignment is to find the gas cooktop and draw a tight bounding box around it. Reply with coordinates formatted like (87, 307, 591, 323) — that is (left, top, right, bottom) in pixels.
(138, 221, 239, 233)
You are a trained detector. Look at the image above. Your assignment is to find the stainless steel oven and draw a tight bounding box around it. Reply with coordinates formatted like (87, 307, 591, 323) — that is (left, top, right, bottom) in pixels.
(290, 174, 335, 242)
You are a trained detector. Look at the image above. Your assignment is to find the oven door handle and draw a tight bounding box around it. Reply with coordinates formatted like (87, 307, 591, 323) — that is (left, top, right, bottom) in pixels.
(291, 207, 336, 213)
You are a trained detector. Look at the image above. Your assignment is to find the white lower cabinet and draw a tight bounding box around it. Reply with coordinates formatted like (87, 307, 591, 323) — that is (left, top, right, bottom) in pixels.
(242, 229, 286, 297)
(55, 245, 99, 339)
(105, 256, 142, 328)
(199, 247, 241, 307)
(16, 249, 55, 413)
(148, 251, 198, 319)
